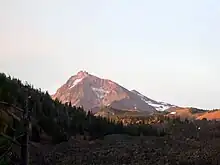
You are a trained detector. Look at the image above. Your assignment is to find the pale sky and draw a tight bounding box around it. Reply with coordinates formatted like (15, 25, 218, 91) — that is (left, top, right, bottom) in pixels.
(0, 0, 220, 109)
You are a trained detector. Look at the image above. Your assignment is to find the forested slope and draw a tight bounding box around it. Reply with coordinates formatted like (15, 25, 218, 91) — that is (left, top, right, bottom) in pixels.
(0, 73, 159, 145)
(0, 73, 126, 143)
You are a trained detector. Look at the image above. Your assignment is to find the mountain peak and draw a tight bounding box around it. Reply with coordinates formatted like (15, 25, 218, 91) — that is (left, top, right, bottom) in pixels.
(52, 71, 175, 112)
(77, 70, 89, 78)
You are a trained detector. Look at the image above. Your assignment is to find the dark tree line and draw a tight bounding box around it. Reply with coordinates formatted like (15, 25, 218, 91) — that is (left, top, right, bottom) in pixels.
(0, 73, 163, 145)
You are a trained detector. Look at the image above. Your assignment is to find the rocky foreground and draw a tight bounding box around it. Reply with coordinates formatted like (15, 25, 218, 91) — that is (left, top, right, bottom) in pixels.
(30, 121, 220, 165)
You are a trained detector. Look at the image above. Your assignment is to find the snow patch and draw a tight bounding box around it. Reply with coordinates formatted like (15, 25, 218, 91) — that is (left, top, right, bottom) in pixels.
(170, 112, 176, 115)
(147, 101, 172, 111)
(92, 87, 110, 99)
(134, 104, 137, 110)
(132, 90, 174, 111)
(141, 98, 173, 111)
(69, 78, 84, 89)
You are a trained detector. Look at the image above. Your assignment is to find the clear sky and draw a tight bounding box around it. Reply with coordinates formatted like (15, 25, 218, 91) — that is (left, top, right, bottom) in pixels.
(0, 0, 220, 109)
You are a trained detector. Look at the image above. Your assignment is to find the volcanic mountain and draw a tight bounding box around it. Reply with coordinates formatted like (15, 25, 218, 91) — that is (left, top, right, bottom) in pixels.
(52, 71, 176, 113)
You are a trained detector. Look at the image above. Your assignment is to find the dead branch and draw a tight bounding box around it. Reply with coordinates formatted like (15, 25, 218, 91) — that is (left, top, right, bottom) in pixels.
(0, 101, 24, 112)
(0, 108, 21, 122)
(0, 133, 21, 146)
(0, 143, 12, 161)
